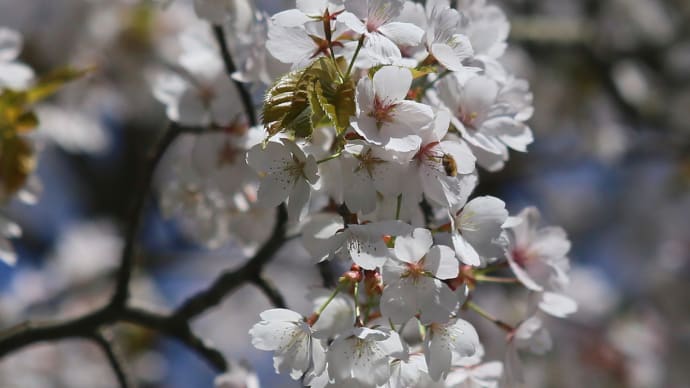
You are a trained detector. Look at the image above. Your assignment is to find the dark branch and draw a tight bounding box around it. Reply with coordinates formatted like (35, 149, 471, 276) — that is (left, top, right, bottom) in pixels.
(121, 307, 227, 372)
(110, 123, 183, 309)
(91, 331, 133, 388)
(212, 25, 258, 127)
(252, 275, 287, 308)
(174, 204, 288, 320)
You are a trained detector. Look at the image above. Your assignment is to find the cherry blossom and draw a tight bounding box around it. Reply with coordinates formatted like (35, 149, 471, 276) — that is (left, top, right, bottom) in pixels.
(326, 326, 404, 386)
(438, 72, 534, 166)
(380, 228, 459, 324)
(339, 0, 424, 64)
(449, 196, 508, 266)
(249, 308, 326, 380)
(301, 214, 412, 269)
(424, 318, 480, 381)
(246, 139, 319, 220)
(351, 66, 433, 153)
(407, 109, 477, 209)
(504, 207, 572, 292)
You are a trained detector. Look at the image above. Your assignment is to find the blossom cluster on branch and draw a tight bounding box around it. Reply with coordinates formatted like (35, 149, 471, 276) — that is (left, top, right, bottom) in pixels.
(148, 0, 579, 387)
(0, 0, 580, 387)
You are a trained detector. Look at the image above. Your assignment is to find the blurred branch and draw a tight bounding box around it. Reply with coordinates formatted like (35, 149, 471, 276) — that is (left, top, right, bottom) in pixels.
(91, 331, 133, 388)
(252, 275, 287, 309)
(212, 25, 258, 127)
(174, 204, 289, 320)
(110, 122, 184, 309)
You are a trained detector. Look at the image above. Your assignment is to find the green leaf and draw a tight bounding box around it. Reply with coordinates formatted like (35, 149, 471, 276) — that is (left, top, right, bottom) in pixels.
(0, 135, 35, 200)
(262, 57, 355, 138)
(25, 66, 91, 104)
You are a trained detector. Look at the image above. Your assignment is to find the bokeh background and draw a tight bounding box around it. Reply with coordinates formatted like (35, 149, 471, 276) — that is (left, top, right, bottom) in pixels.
(0, 0, 689, 387)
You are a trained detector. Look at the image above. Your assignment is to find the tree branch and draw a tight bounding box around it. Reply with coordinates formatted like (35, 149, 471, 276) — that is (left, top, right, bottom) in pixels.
(212, 25, 258, 127)
(91, 331, 133, 388)
(174, 204, 288, 320)
(110, 123, 184, 309)
(252, 275, 287, 308)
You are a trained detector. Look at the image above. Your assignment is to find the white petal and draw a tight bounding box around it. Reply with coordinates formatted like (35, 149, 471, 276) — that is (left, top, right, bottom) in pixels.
(378, 22, 424, 46)
(394, 228, 433, 263)
(272, 9, 312, 27)
(373, 66, 412, 103)
(452, 231, 480, 266)
(425, 245, 458, 279)
(338, 11, 366, 33)
(267, 25, 317, 64)
(287, 178, 311, 221)
(538, 292, 577, 318)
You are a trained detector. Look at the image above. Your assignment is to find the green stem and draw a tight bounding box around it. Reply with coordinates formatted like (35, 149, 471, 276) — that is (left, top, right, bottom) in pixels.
(315, 287, 341, 316)
(317, 151, 342, 164)
(466, 302, 514, 332)
(474, 275, 520, 284)
(354, 281, 363, 326)
(346, 34, 365, 78)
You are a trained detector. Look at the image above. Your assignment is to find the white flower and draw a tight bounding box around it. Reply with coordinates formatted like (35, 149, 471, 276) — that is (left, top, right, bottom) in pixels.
(339, 0, 424, 64)
(246, 140, 319, 220)
(438, 73, 533, 162)
(351, 66, 433, 153)
(537, 291, 577, 319)
(152, 26, 244, 127)
(512, 316, 552, 355)
(504, 207, 571, 291)
(424, 0, 474, 71)
(457, 0, 510, 61)
(308, 288, 355, 339)
(409, 109, 477, 209)
(249, 308, 326, 380)
(340, 141, 405, 214)
(0, 27, 34, 90)
(272, 0, 345, 28)
(267, 19, 347, 70)
(424, 318, 480, 381)
(327, 326, 404, 386)
(189, 125, 263, 194)
(450, 196, 508, 266)
(301, 213, 412, 269)
(388, 353, 430, 388)
(381, 228, 459, 324)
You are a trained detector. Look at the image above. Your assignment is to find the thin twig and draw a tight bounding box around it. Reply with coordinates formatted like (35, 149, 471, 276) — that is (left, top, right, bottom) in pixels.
(110, 123, 184, 309)
(91, 331, 133, 388)
(252, 275, 287, 308)
(174, 204, 288, 320)
(212, 25, 258, 127)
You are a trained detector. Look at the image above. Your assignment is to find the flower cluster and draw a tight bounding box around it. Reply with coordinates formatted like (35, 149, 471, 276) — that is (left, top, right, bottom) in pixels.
(152, 1, 577, 386)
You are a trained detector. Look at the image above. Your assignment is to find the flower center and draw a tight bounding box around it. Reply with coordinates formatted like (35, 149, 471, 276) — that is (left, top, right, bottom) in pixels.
(458, 107, 479, 130)
(355, 148, 386, 178)
(369, 96, 396, 129)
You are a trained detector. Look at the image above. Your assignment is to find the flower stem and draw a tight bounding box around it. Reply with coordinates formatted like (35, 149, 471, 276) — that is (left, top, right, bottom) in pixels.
(316, 287, 340, 316)
(346, 34, 365, 78)
(474, 275, 520, 284)
(395, 194, 402, 220)
(317, 151, 342, 164)
(466, 301, 514, 332)
(354, 281, 363, 326)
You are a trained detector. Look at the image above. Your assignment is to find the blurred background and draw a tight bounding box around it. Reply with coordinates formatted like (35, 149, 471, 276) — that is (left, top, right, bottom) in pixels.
(0, 0, 689, 387)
